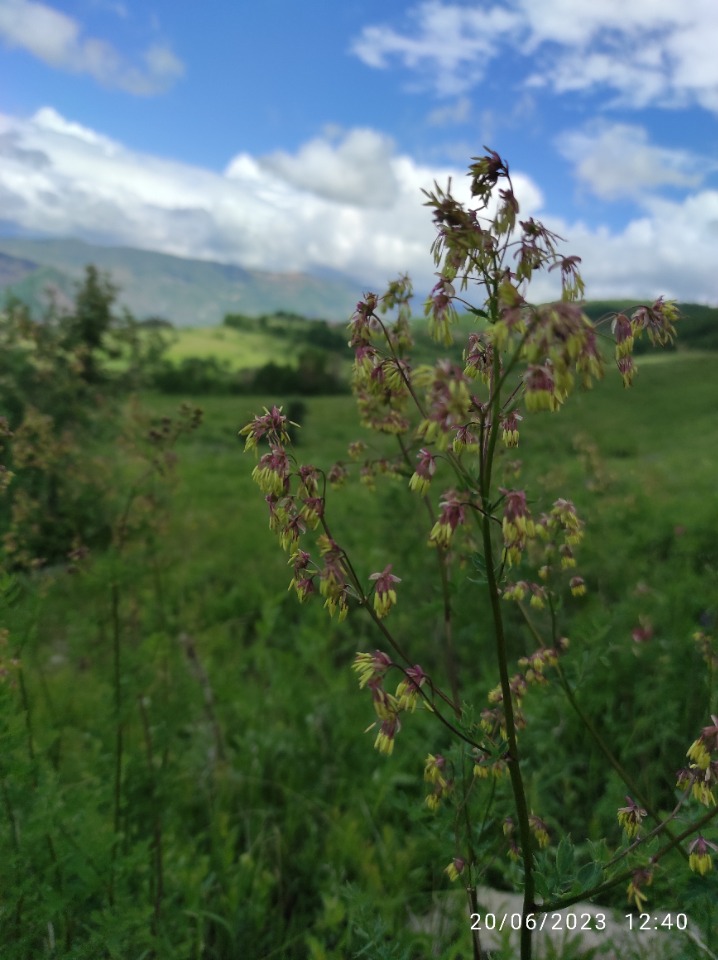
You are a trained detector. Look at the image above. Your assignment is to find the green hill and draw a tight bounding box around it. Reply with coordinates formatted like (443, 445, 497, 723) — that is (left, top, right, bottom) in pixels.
(0, 236, 362, 327)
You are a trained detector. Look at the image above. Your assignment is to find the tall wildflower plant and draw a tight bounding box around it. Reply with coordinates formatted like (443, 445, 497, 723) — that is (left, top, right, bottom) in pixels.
(242, 150, 716, 958)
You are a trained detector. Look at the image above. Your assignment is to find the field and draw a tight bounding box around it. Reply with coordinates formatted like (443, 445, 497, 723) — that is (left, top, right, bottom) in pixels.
(2, 335, 717, 959)
(166, 325, 280, 369)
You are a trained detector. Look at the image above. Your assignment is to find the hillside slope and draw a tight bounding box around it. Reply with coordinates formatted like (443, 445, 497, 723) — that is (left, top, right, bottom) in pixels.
(0, 237, 363, 326)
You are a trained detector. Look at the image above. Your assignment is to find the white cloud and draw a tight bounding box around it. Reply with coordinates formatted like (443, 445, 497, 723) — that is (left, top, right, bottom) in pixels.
(256, 129, 399, 207)
(557, 122, 710, 200)
(1, 108, 716, 305)
(426, 96, 471, 126)
(0, 0, 183, 94)
(547, 193, 718, 303)
(351, 2, 519, 96)
(352, 1, 718, 112)
(0, 109, 547, 298)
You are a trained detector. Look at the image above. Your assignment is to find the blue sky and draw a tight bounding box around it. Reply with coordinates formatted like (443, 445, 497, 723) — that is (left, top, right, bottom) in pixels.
(1, 0, 717, 303)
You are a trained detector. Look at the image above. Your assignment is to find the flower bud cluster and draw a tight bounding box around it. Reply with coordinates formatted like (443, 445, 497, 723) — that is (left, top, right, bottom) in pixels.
(352, 651, 428, 756)
(463, 332, 494, 385)
(417, 361, 472, 450)
(444, 857, 465, 882)
(368, 564, 401, 619)
(482, 644, 562, 738)
(470, 742, 508, 780)
(424, 752, 452, 810)
(616, 795, 647, 839)
(688, 835, 718, 876)
(677, 715, 718, 807)
(533, 499, 585, 577)
(242, 407, 353, 622)
(627, 868, 652, 910)
(501, 489, 536, 567)
(349, 289, 413, 436)
(429, 489, 468, 549)
(611, 299, 678, 386)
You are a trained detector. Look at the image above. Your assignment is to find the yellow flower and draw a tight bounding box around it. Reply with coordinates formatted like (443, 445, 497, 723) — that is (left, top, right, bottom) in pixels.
(689, 836, 716, 875)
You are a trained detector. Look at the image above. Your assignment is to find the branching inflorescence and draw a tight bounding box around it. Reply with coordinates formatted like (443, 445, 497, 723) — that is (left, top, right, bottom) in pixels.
(241, 150, 714, 959)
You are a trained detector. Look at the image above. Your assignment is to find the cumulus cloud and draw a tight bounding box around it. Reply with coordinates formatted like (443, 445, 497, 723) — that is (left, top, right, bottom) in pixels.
(256, 129, 399, 207)
(352, 0, 718, 112)
(1, 108, 716, 304)
(548, 192, 718, 303)
(557, 122, 710, 200)
(0, 109, 467, 291)
(0, 0, 183, 94)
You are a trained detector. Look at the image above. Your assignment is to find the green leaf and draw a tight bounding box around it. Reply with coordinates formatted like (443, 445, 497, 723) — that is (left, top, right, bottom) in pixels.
(467, 552, 490, 585)
(577, 861, 603, 891)
(556, 837, 576, 879)
(534, 871, 551, 900)
(587, 838, 610, 865)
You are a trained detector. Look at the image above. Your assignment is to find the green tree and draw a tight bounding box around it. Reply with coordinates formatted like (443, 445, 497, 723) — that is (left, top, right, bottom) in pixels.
(60, 264, 118, 382)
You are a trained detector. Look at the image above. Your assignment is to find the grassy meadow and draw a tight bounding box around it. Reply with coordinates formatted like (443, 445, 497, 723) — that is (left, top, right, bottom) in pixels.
(2, 300, 718, 958)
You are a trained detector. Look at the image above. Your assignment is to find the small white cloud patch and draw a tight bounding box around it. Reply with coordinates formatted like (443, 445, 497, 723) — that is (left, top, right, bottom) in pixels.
(557, 122, 710, 200)
(255, 129, 399, 207)
(0, 0, 184, 94)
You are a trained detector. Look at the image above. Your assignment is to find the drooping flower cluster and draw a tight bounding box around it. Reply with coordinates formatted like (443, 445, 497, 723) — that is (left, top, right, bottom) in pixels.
(617, 796, 647, 839)
(482, 642, 565, 739)
(532, 499, 586, 580)
(409, 448, 437, 495)
(613, 298, 679, 387)
(503, 817, 521, 862)
(352, 650, 430, 756)
(444, 857, 465, 882)
(369, 564, 401, 619)
(529, 813, 550, 849)
(349, 280, 414, 437)
(688, 835, 718, 875)
(627, 868, 652, 910)
(501, 489, 537, 567)
(242, 407, 353, 622)
(677, 716, 718, 806)
(315, 536, 353, 620)
(239, 405, 293, 452)
(416, 360, 473, 450)
(424, 752, 452, 810)
(429, 489, 468, 549)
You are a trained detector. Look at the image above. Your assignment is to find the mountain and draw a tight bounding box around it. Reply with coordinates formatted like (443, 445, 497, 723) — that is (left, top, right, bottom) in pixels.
(0, 237, 364, 326)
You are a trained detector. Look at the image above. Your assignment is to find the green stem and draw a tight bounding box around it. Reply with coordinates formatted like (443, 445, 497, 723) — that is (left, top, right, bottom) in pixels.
(518, 601, 690, 862)
(397, 435, 461, 713)
(538, 801, 718, 913)
(479, 344, 535, 960)
(138, 695, 164, 938)
(109, 580, 122, 907)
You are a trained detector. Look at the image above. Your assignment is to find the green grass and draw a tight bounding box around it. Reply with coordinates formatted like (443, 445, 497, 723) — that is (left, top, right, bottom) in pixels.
(2, 351, 717, 959)
(165, 326, 282, 370)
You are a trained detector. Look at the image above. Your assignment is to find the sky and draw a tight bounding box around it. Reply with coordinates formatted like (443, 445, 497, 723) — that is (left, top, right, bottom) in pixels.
(1, 0, 717, 305)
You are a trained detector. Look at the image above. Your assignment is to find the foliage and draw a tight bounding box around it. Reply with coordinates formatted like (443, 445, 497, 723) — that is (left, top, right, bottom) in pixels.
(0, 267, 172, 567)
(241, 150, 718, 959)
(1, 155, 717, 959)
(0, 367, 716, 957)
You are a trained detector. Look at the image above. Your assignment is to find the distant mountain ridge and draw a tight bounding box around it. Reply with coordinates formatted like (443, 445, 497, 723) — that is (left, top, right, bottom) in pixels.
(0, 236, 365, 327)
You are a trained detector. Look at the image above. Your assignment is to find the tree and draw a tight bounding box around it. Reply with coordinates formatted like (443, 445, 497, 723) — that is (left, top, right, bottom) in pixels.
(61, 265, 118, 382)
